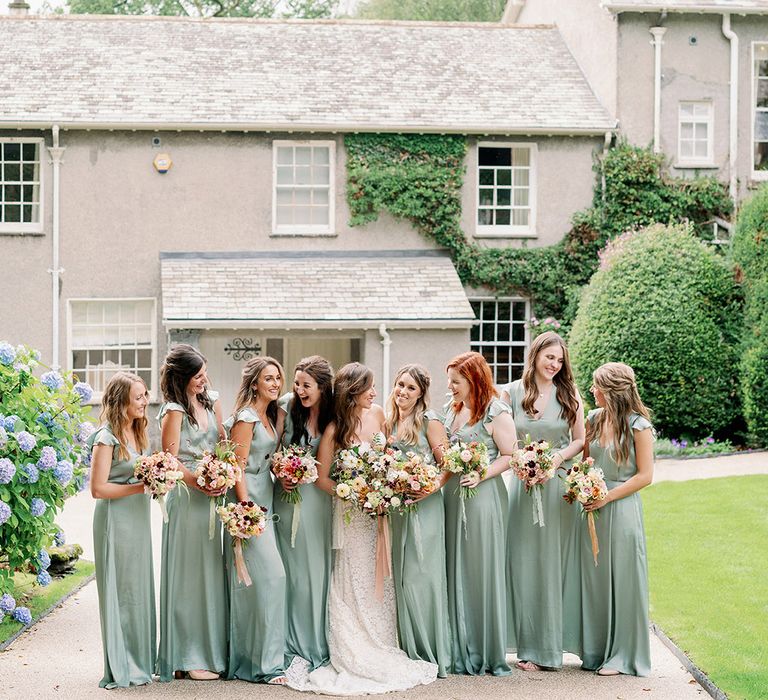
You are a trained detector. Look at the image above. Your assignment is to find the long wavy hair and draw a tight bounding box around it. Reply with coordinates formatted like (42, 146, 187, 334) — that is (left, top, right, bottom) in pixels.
(333, 362, 374, 449)
(521, 331, 580, 428)
(100, 371, 149, 461)
(384, 364, 431, 446)
(586, 362, 652, 465)
(446, 351, 497, 425)
(289, 355, 334, 445)
(232, 356, 284, 427)
(160, 344, 212, 428)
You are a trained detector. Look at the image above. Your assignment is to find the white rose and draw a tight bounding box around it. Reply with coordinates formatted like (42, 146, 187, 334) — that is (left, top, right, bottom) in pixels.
(336, 483, 351, 499)
(460, 449, 473, 463)
(390, 496, 401, 508)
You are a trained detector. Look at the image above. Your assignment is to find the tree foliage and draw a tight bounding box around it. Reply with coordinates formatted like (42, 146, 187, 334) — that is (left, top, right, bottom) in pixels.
(66, 0, 337, 18)
(355, 0, 506, 21)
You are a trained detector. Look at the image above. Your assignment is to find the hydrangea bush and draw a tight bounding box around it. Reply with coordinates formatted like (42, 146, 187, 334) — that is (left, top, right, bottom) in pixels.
(0, 342, 94, 606)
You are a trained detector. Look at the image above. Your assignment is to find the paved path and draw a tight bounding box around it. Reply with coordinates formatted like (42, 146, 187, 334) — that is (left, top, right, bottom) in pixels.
(5, 451, 765, 700)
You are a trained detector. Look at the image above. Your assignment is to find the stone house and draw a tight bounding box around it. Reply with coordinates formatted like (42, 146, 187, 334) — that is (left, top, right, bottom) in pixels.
(0, 13, 613, 411)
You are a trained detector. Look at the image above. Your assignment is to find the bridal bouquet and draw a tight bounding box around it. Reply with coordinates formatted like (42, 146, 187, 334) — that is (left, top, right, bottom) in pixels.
(271, 444, 319, 546)
(217, 500, 276, 586)
(511, 436, 557, 528)
(563, 456, 608, 565)
(442, 439, 490, 538)
(133, 451, 186, 523)
(194, 439, 242, 539)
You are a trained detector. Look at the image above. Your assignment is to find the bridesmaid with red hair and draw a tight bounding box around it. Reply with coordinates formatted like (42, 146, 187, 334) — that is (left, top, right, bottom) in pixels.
(443, 351, 517, 675)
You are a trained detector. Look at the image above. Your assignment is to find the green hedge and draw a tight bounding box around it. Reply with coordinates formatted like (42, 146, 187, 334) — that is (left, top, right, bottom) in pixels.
(569, 224, 741, 439)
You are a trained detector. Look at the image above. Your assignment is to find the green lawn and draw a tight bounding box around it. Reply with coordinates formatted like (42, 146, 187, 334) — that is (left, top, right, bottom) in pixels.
(0, 560, 95, 646)
(644, 475, 768, 700)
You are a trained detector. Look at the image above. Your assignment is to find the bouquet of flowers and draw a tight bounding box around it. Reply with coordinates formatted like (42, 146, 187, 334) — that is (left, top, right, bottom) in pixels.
(563, 456, 608, 565)
(217, 500, 276, 586)
(511, 436, 557, 528)
(271, 444, 319, 546)
(133, 451, 186, 523)
(194, 439, 242, 539)
(388, 450, 441, 512)
(442, 439, 490, 537)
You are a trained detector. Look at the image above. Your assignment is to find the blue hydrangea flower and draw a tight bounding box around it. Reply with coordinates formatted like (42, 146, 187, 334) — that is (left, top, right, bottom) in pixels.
(3, 415, 20, 432)
(0, 593, 15, 613)
(77, 422, 95, 444)
(12, 606, 32, 625)
(0, 500, 10, 526)
(36, 570, 51, 587)
(37, 446, 57, 470)
(36, 412, 56, 431)
(0, 458, 16, 485)
(15, 431, 36, 453)
(18, 463, 39, 484)
(40, 371, 64, 391)
(53, 460, 73, 486)
(54, 530, 66, 546)
(0, 426, 7, 450)
(38, 548, 51, 570)
(0, 341, 16, 366)
(30, 498, 46, 517)
(76, 469, 91, 493)
(73, 382, 93, 404)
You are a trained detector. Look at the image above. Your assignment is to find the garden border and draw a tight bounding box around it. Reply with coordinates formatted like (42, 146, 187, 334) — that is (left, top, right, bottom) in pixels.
(651, 622, 727, 700)
(0, 569, 95, 652)
(655, 448, 768, 461)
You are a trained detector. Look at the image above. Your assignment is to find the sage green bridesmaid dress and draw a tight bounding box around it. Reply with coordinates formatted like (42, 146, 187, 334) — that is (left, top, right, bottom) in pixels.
(577, 410, 652, 676)
(503, 379, 575, 669)
(157, 391, 227, 681)
(90, 426, 156, 689)
(389, 409, 452, 678)
(224, 406, 287, 682)
(273, 394, 331, 671)
(443, 399, 512, 676)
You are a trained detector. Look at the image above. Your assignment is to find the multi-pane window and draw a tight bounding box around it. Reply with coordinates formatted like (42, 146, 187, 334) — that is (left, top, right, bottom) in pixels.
(754, 43, 768, 175)
(273, 141, 334, 234)
(678, 102, 713, 165)
(470, 298, 528, 385)
(0, 139, 42, 232)
(477, 143, 535, 236)
(68, 299, 157, 398)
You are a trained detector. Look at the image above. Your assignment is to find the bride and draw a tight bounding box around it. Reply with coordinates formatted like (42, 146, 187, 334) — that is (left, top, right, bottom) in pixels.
(285, 363, 438, 695)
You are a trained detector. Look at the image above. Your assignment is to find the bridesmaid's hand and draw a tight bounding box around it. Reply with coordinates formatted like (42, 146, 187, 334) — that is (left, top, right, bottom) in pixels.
(459, 470, 481, 488)
(204, 483, 229, 498)
(280, 476, 298, 492)
(583, 492, 613, 512)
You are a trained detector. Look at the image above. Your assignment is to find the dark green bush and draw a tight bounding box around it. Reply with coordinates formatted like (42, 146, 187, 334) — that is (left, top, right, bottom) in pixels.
(569, 224, 741, 439)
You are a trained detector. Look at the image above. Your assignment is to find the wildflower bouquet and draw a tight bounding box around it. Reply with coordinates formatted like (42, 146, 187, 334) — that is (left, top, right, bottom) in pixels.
(194, 439, 242, 539)
(271, 444, 319, 547)
(442, 439, 490, 537)
(511, 436, 558, 528)
(563, 456, 608, 565)
(217, 500, 276, 586)
(133, 451, 186, 523)
(388, 450, 441, 512)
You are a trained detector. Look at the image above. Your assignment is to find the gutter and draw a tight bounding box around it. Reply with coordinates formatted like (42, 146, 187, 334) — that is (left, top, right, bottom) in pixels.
(649, 26, 667, 153)
(604, 3, 767, 14)
(46, 125, 65, 370)
(722, 13, 739, 204)
(162, 319, 476, 331)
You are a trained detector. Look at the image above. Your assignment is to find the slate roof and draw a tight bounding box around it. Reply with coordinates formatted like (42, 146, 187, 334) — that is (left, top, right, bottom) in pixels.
(0, 16, 614, 134)
(160, 251, 475, 327)
(603, 0, 768, 12)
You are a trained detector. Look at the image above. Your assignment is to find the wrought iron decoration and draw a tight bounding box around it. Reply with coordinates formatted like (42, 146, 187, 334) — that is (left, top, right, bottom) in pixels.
(224, 338, 262, 361)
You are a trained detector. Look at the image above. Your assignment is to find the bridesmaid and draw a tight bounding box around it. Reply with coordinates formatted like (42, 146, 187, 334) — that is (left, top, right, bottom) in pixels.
(443, 351, 517, 676)
(273, 356, 334, 671)
(579, 362, 654, 676)
(157, 344, 227, 682)
(90, 372, 155, 689)
(226, 356, 288, 684)
(384, 364, 452, 677)
(501, 331, 584, 671)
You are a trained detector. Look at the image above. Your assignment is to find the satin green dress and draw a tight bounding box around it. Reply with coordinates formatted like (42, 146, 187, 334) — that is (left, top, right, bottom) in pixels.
(390, 409, 452, 677)
(443, 399, 512, 676)
(157, 392, 227, 681)
(273, 394, 331, 671)
(224, 406, 287, 682)
(577, 410, 652, 676)
(503, 379, 575, 669)
(90, 426, 156, 689)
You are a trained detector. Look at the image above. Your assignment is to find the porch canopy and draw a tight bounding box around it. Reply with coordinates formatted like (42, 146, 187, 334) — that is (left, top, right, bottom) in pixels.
(160, 250, 475, 330)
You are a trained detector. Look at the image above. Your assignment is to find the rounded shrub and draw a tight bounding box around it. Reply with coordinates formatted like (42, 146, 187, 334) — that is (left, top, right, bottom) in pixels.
(569, 224, 741, 439)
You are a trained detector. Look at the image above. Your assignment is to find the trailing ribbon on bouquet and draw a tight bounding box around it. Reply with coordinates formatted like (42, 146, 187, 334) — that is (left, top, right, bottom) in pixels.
(587, 511, 600, 566)
(291, 502, 301, 548)
(374, 515, 392, 601)
(233, 539, 252, 587)
(332, 501, 346, 550)
(532, 488, 545, 528)
(208, 498, 217, 539)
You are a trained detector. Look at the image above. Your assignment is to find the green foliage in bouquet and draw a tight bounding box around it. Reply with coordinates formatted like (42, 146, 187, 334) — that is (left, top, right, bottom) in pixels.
(568, 224, 742, 439)
(731, 184, 768, 445)
(0, 343, 94, 596)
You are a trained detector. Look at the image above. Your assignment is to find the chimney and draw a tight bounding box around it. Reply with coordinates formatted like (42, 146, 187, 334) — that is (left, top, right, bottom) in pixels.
(8, 0, 30, 15)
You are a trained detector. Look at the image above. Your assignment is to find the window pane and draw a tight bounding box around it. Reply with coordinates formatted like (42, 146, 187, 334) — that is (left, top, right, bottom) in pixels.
(512, 322, 525, 342)
(482, 302, 496, 320)
(497, 189, 511, 206)
(759, 59, 768, 78)
(22, 185, 35, 202)
(312, 188, 329, 205)
(495, 209, 511, 225)
(680, 123, 694, 139)
(479, 188, 494, 206)
(313, 147, 330, 165)
(694, 103, 710, 117)
(311, 207, 329, 225)
(471, 301, 481, 318)
(497, 302, 510, 321)
(694, 123, 708, 140)
(513, 169, 529, 187)
(482, 322, 494, 342)
(479, 169, 494, 186)
(470, 324, 479, 342)
(4, 143, 20, 161)
(276, 188, 292, 205)
(756, 141, 768, 170)
(755, 112, 768, 141)
(294, 206, 312, 225)
(512, 209, 529, 226)
(758, 79, 768, 108)
(276, 206, 293, 225)
(4, 163, 20, 181)
(22, 143, 37, 160)
(479, 147, 511, 167)
(312, 166, 329, 185)
(511, 148, 530, 166)
(680, 103, 694, 117)
(496, 366, 509, 385)
(276, 146, 293, 165)
(295, 147, 312, 165)
(680, 140, 694, 158)
(294, 189, 311, 205)
(496, 346, 510, 366)
(496, 169, 511, 186)
(295, 166, 312, 185)
(694, 141, 708, 158)
(512, 346, 525, 364)
(276, 166, 294, 185)
(512, 301, 527, 319)
(478, 209, 493, 226)
(497, 322, 510, 342)
(4, 184, 20, 202)
(514, 189, 529, 206)
(4, 204, 20, 222)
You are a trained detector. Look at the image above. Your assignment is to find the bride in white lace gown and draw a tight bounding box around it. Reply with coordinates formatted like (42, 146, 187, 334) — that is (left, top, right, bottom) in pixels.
(286, 363, 438, 696)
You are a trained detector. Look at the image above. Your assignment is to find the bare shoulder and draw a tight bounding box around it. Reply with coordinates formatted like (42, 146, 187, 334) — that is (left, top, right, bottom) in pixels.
(369, 404, 386, 420)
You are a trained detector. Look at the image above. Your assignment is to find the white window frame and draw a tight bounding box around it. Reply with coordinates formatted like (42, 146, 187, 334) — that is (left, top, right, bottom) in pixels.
(752, 42, 768, 180)
(66, 297, 158, 401)
(469, 296, 530, 386)
(0, 137, 44, 234)
(475, 142, 537, 238)
(272, 139, 336, 236)
(676, 101, 714, 167)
